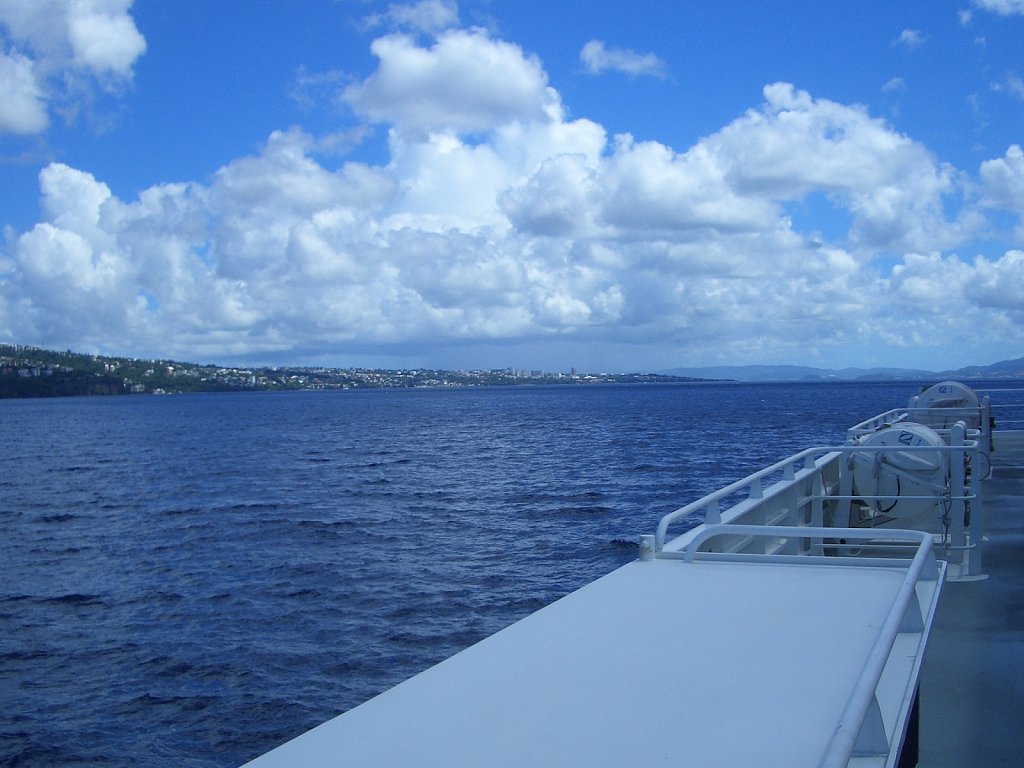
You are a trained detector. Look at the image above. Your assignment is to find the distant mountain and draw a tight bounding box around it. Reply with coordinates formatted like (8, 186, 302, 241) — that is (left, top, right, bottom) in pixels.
(660, 357, 1024, 382)
(947, 357, 1024, 378)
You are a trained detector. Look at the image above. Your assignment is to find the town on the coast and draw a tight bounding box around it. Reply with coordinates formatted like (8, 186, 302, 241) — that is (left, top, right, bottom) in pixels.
(0, 344, 704, 398)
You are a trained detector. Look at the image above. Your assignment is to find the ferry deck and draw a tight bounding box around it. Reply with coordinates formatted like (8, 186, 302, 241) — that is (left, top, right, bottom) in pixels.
(919, 429, 1024, 767)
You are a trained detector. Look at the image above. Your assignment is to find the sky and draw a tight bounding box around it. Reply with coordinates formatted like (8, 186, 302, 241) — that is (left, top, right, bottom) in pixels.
(1, 0, 1023, 374)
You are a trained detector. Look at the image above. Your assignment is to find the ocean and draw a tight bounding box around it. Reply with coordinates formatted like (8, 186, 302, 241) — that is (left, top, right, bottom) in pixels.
(0, 380, 952, 766)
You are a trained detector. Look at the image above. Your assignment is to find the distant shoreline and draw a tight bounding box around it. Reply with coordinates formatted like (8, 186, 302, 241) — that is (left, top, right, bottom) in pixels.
(4, 343, 1021, 399)
(0, 343, 718, 398)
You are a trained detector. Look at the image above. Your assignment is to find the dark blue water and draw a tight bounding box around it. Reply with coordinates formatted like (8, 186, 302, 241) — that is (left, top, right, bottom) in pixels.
(0, 381, 931, 766)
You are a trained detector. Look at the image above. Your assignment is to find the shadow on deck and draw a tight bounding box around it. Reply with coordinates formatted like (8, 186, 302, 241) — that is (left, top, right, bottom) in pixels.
(919, 431, 1024, 767)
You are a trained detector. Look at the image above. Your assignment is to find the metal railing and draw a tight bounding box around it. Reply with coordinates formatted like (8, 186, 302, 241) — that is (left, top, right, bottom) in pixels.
(639, 524, 943, 767)
(638, 382, 1017, 765)
(982, 387, 1024, 428)
(846, 401, 991, 456)
(652, 422, 983, 579)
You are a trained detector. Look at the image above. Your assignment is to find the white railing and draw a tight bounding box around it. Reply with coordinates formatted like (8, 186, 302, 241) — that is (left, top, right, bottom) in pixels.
(846, 402, 991, 457)
(636, 382, 1010, 765)
(652, 422, 983, 579)
(639, 525, 943, 767)
(983, 387, 1024, 429)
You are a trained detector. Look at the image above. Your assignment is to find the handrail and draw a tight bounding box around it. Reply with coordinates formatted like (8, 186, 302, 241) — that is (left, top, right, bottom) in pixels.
(848, 397, 993, 459)
(846, 408, 983, 437)
(667, 525, 938, 767)
(845, 408, 910, 437)
(655, 446, 837, 549)
(654, 439, 979, 551)
(816, 527, 938, 767)
(674, 524, 933, 567)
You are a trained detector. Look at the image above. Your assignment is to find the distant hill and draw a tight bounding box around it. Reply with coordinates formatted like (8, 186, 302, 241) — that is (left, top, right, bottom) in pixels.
(0, 343, 710, 398)
(660, 356, 1024, 382)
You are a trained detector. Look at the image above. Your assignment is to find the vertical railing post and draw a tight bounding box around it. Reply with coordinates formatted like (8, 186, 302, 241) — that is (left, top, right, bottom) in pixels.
(705, 499, 721, 525)
(947, 422, 968, 577)
(980, 394, 993, 457)
(811, 468, 825, 528)
(639, 534, 655, 561)
(967, 425, 985, 578)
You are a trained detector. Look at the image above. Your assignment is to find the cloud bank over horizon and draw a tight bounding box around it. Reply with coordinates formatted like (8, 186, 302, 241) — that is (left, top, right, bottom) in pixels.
(1, 2, 1023, 372)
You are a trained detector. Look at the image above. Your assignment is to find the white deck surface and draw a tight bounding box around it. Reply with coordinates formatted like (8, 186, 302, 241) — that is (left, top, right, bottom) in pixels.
(244, 555, 934, 767)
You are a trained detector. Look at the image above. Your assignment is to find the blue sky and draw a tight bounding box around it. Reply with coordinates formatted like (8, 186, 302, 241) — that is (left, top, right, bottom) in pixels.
(1, 0, 1023, 373)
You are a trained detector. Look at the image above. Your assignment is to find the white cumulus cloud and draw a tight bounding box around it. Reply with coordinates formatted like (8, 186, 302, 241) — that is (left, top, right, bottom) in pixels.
(0, 0, 145, 135)
(67, 2, 146, 75)
(343, 28, 556, 133)
(965, 250, 1024, 311)
(0, 48, 47, 133)
(980, 144, 1024, 209)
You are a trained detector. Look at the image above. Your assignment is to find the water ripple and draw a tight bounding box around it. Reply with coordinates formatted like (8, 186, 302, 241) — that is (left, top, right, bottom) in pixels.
(0, 382, 923, 767)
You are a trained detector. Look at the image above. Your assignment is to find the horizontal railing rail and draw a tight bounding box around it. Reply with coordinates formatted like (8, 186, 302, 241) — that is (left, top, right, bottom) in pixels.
(670, 524, 933, 567)
(847, 407, 986, 439)
(989, 396, 1024, 427)
(847, 392, 994, 457)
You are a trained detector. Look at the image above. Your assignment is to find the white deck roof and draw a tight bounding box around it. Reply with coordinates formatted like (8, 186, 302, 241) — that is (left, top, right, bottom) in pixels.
(243, 550, 940, 767)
